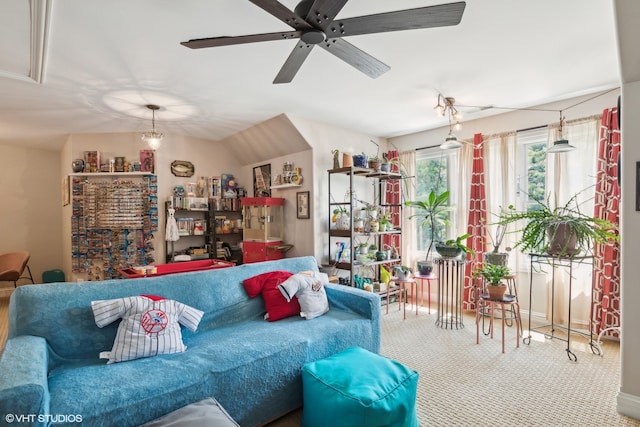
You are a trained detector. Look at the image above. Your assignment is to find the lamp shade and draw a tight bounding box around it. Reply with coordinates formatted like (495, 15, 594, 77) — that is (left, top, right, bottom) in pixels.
(440, 134, 463, 150)
(547, 139, 575, 153)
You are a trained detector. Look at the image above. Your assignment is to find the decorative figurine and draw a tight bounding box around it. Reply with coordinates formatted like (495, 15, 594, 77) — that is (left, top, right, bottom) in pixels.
(332, 149, 340, 169)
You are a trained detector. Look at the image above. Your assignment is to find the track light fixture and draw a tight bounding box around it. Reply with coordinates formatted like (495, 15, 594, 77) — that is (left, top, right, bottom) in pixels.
(436, 95, 463, 149)
(141, 104, 163, 149)
(547, 110, 576, 153)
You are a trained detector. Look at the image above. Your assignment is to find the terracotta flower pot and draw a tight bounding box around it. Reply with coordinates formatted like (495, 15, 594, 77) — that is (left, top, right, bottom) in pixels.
(487, 285, 507, 301)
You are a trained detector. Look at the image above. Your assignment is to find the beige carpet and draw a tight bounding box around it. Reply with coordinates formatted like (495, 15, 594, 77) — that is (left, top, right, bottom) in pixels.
(267, 304, 640, 427)
(1, 296, 638, 426)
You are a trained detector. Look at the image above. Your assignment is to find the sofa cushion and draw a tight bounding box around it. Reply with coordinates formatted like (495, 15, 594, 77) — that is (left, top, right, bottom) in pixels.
(243, 270, 301, 321)
(91, 295, 203, 363)
(139, 397, 240, 427)
(278, 272, 330, 320)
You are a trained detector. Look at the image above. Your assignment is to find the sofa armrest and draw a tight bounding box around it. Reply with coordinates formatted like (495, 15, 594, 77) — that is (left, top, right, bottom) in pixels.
(0, 335, 50, 425)
(324, 283, 381, 321)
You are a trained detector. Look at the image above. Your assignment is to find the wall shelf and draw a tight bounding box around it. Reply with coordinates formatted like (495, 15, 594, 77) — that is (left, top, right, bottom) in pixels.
(70, 172, 154, 177)
(270, 183, 302, 189)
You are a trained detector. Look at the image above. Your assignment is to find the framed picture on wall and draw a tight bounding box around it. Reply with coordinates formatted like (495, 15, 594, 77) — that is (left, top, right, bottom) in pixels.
(636, 161, 640, 211)
(297, 191, 310, 219)
(62, 176, 70, 206)
(253, 164, 271, 197)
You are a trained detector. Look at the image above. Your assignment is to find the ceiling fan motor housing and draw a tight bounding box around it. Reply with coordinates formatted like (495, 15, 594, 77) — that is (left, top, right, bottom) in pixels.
(301, 30, 326, 45)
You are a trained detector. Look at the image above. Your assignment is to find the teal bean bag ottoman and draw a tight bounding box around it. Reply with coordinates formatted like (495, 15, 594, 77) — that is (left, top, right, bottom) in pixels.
(301, 347, 419, 427)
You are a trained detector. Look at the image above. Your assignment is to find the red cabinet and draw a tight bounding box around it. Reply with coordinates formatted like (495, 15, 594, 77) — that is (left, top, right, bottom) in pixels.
(242, 241, 284, 264)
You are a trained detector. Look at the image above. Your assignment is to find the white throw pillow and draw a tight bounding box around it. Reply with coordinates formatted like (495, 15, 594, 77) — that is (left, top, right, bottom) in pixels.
(278, 272, 330, 320)
(91, 294, 203, 364)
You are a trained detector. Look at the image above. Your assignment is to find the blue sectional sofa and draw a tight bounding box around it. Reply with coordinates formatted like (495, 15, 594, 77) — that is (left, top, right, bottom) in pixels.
(0, 256, 381, 427)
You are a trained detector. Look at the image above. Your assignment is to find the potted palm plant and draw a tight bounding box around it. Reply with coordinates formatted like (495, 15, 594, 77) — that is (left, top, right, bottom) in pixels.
(495, 190, 618, 257)
(475, 262, 511, 301)
(405, 190, 451, 275)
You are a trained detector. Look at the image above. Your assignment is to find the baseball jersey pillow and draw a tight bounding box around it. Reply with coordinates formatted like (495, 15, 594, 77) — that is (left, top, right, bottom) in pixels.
(91, 294, 204, 364)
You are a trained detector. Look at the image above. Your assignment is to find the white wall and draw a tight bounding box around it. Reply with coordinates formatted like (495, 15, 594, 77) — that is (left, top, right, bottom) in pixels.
(619, 81, 640, 417)
(0, 143, 62, 293)
(288, 115, 388, 266)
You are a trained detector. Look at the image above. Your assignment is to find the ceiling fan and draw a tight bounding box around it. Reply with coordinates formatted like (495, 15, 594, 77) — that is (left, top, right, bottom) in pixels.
(181, 0, 466, 84)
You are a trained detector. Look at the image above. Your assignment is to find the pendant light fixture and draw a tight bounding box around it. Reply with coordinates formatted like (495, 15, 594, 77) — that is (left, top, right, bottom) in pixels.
(436, 95, 463, 150)
(547, 110, 576, 153)
(141, 104, 163, 149)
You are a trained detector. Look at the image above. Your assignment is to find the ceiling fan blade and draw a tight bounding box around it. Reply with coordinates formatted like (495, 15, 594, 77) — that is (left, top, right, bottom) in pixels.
(319, 38, 390, 79)
(181, 31, 301, 49)
(273, 41, 314, 84)
(305, 0, 348, 30)
(249, 0, 313, 30)
(332, 1, 466, 37)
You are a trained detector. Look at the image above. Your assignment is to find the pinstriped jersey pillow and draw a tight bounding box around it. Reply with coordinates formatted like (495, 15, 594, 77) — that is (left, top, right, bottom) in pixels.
(91, 294, 203, 364)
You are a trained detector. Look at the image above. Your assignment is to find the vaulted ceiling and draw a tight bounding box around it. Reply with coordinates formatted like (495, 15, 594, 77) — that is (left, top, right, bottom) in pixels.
(0, 0, 621, 150)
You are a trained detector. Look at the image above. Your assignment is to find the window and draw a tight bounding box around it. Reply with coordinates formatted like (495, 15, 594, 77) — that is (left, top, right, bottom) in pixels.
(413, 148, 458, 253)
(516, 127, 547, 211)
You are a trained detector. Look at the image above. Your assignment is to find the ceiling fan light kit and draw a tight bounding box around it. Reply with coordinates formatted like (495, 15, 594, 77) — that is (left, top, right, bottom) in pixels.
(181, 1, 466, 83)
(141, 104, 163, 150)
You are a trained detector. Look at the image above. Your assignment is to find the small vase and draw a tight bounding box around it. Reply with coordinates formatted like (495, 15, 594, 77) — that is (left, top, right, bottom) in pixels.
(352, 154, 368, 168)
(342, 153, 353, 168)
(417, 261, 433, 275)
(335, 213, 350, 230)
(370, 221, 379, 233)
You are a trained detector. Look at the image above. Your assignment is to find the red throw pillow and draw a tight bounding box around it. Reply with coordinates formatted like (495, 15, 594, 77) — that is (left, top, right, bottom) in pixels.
(243, 271, 300, 321)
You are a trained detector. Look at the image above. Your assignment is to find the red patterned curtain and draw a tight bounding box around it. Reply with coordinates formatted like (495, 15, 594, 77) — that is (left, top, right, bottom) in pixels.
(463, 134, 487, 310)
(383, 150, 401, 253)
(592, 107, 621, 337)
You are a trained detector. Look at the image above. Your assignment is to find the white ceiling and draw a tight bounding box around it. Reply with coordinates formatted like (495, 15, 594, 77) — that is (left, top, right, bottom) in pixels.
(0, 0, 621, 150)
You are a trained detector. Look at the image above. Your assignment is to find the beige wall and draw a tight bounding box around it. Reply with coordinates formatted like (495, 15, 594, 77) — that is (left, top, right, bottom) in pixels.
(61, 132, 242, 279)
(0, 143, 62, 293)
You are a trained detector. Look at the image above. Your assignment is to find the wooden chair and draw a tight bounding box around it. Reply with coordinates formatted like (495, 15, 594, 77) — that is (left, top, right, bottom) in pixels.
(0, 251, 35, 287)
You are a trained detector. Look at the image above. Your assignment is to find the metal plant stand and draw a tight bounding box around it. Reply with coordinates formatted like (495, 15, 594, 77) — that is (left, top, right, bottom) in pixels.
(524, 253, 599, 361)
(435, 258, 466, 329)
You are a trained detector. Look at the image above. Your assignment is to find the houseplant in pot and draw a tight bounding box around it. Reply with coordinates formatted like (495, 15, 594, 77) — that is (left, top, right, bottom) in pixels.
(435, 233, 475, 259)
(495, 191, 618, 257)
(368, 155, 381, 171)
(405, 190, 451, 275)
(475, 262, 511, 301)
(392, 265, 413, 280)
(484, 222, 509, 266)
